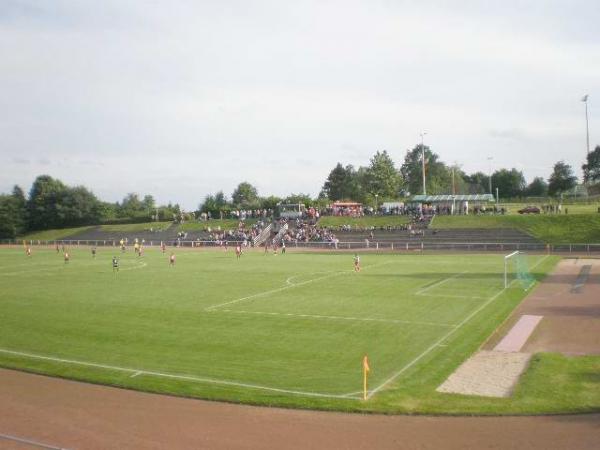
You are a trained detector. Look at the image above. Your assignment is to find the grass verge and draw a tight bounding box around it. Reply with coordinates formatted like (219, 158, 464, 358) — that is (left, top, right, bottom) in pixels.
(432, 214, 600, 244)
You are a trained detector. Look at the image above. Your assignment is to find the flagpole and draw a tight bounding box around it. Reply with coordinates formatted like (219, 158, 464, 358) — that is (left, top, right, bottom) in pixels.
(363, 366, 367, 400)
(362, 355, 370, 401)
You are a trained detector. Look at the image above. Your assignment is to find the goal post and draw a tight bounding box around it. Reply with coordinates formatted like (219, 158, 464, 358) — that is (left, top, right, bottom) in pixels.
(504, 251, 535, 290)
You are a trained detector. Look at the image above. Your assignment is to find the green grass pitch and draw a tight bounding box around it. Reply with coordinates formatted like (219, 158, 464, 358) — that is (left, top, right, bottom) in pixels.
(1, 246, 597, 414)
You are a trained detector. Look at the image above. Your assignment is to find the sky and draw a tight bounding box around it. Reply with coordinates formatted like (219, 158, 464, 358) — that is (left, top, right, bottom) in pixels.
(1, 0, 599, 209)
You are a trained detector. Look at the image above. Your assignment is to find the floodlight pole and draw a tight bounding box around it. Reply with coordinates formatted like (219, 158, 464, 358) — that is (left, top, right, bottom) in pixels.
(487, 156, 493, 194)
(583, 95, 590, 155)
(420, 132, 427, 195)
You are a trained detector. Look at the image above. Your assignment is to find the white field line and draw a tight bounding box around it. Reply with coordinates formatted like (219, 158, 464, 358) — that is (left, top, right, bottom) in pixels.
(415, 271, 468, 295)
(215, 309, 455, 328)
(0, 433, 65, 450)
(415, 292, 489, 300)
(119, 261, 147, 272)
(205, 260, 395, 311)
(0, 348, 360, 400)
(366, 255, 549, 399)
(285, 271, 333, 286)
(0, 260, 146, 276)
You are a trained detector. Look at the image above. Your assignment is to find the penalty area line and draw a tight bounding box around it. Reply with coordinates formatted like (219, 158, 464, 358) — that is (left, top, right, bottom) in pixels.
(0, 348, 355, 400)
(214, 309, 455, 328)
(415, 271, 468, 295)
(205, 260, 395, 311)
(366, 254, 550, 399)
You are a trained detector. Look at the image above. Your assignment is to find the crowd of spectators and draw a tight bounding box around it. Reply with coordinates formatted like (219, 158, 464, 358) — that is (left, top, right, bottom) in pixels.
(202, 220, 268, 245)
(198, 209, 274, 221)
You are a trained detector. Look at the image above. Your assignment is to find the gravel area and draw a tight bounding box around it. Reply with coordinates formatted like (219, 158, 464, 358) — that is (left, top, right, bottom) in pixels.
(437, 350, 532, 397)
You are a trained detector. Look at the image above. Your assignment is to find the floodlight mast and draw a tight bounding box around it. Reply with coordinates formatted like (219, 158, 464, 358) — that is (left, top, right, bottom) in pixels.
(487, 156, 493, 194)
(582, 95, 590, 155)
(420, 132, 427, 195)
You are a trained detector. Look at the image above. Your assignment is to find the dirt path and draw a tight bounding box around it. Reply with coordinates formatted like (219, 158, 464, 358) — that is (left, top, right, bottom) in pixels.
(485, 258, 600, 354)
(0, 369, 598, 450)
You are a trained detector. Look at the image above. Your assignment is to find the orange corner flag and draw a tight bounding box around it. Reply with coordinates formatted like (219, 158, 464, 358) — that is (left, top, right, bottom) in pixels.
(363, 355, 370, 400)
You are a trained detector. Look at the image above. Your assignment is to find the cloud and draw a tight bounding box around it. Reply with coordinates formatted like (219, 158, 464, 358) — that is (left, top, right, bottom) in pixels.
(488, 129, 528, 141)
(0, 1, 599, 208)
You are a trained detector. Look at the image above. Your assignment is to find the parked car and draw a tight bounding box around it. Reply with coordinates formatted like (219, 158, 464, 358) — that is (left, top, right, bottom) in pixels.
(518, 205, 541, 214)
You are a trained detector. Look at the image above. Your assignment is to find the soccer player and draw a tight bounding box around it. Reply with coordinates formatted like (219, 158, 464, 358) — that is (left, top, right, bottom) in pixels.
(112, 256, 119, 272)
(235, 244, 242, 259)
(26, 247, 32, 257)
(161, 242, 166, 254)
(138, 246, 144, 257)
(353, 253, 360, 272)
(281, 242, 286, 254)
(55, 244, 60, 253)
(169, 253, 176, 266)
(64, 252, 70, 264)
(91, 247, 97, 258)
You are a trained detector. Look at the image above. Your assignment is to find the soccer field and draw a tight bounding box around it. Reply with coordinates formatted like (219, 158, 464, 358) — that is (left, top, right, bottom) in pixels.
(0, 247, 559, 412)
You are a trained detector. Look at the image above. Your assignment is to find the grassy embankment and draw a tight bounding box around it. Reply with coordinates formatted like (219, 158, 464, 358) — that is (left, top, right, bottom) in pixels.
(99, 222, 172, 232)
(500, 202, 599, 215)
(21, 226, 94, 241)
(431, 214, 600, 244)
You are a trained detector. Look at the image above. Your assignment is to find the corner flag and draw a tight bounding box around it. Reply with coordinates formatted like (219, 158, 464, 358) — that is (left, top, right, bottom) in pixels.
(363, 355, 370, 400)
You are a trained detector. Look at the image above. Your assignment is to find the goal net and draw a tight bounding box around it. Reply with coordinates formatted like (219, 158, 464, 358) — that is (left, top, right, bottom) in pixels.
(504, 251, 535, 290)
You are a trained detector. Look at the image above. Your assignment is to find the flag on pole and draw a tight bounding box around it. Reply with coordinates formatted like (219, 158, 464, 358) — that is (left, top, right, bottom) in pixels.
(582, 94, 588, 102)
(363, 355, 370, 400)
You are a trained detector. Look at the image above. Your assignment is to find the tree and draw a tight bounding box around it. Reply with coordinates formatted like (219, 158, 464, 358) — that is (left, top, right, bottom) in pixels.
(27, 175, 68, 230)
(119, 193, 143, 217)
(199, 191, 230, 216)
(59, 186, 102, 226)
(400, 145, 451, 195)
(491, 168, 526, 198)
(364, 150, 402, 198)
(11, 185, 26, 233)
(524, 177, 548, 197)
(548, 161, 577, 196)
(462, 172, 490, 194)
(283, 193, 313, 206)
(0, 187, 28, 238)
(582, 145, 600, 183)
(232, 182, 259, 207)
(142, 195, 155, 213)
(320, 163, 360, 201)
(260, 195, 281, 210)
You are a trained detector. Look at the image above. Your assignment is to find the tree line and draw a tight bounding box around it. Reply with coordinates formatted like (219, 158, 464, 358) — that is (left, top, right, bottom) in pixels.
(0, 175, 181, 238)
(320, 144, 600, 203)
(1, 145, 598, 238)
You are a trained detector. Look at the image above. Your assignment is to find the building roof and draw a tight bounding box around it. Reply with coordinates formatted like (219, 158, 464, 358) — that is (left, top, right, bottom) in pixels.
(411, 194, 495, 202)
